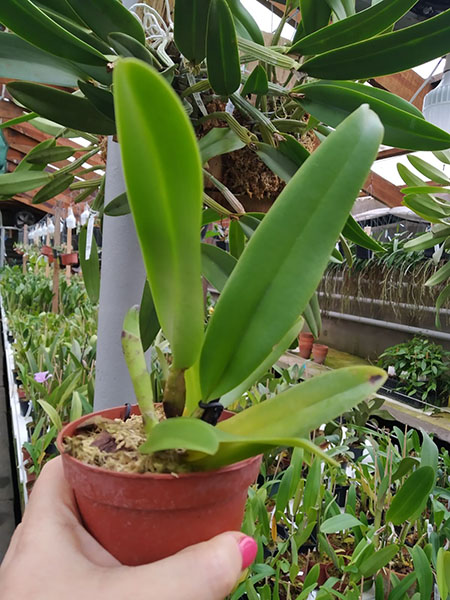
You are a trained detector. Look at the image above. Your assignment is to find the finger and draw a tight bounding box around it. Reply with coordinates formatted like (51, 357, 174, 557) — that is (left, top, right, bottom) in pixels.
(111, 532, 257, 600)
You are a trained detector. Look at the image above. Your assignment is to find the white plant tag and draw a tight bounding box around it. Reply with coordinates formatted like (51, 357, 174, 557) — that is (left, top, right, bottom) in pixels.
(85, 212, 96, 261)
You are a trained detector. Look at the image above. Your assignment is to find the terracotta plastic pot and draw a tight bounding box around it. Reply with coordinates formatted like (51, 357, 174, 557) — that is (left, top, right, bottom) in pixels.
(298, 332, 314, 359)
(40, 245, 53, 257)
(60, 252, 78, 266)
(57, 405, 262, 566)
(312, 343, 328, 364)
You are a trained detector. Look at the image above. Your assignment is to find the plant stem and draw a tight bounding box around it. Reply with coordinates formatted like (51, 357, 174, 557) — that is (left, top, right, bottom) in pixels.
(163, 366, 186, 417)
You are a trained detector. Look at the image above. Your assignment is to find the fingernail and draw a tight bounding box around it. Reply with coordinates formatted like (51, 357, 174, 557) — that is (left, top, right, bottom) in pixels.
(238, 536, 257, 570)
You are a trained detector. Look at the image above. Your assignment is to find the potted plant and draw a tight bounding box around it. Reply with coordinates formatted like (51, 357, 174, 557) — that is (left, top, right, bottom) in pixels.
(60, 251, 79, 266)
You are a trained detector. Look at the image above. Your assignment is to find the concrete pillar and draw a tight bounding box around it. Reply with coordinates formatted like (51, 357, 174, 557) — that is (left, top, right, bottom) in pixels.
(93, 140, 146, 410)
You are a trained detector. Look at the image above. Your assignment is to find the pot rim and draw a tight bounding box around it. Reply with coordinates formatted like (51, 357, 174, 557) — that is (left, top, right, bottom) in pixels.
(57, 405, 262, 481)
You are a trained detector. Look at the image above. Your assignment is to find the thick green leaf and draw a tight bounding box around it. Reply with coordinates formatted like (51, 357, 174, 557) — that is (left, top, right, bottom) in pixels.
(140, 281, 160, 352)
(241, 65, 268, 96)
(299, 0, 331, 36)
(435, 283, 450, 329)
(229, 219, 245, 259)
(199, 105, 383, 400)
(386, 466, 434, 525)
(403, 195, 449, 223)
(0, 0, 106, 65)
(407, 155, 450, 185)
(201, 243, 237, 292)
(114, 59, 204, 370)
(425, 260, 450, 287)
(219, 317, 304, 408)
(7, 82, 116, 135)
(199, 127, 245, 164)
(214, 366, 386, 465)
(342, 215, 385, 252)
(388, 572, 417, 600)
(32, 172, 74, 204)
(302, 9, 450, 80)
(404, 231, 447, 252)
(397, 163, 426, 187)
(35, 0, 85, 23)
(294, 81, 450, 151)
(103, 192, 130, 217)
(0, 32, 86, 86)
(420, 430, 438, 474)
(401, 185, 450, 195)
(78, 80, 115, 121)
(207, 0, 241, 96)
(0, 170, 51, 195)
(225, 0, 264, 45)
(291, 0, 418, 56)
(391, 456, 417, 481)
(303, 456, 322, 512)
(16, 138, 56, 173)
(174, 0, 209, 64)
(65, 0, 145, 44)
(78, 226, 100, 304)
(140, 417, 220, 455)
(26, 145, 77, 165)
(37, 399, 62, 431)
(359, 545, 399, 578)
(434, 149, 450, 165)
(410, 546, 433, 600)
(320, 513, 363, 534)
(108, 32, 154, 66)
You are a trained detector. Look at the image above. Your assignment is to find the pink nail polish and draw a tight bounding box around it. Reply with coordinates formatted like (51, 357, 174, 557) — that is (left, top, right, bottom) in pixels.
(238, 536, 257, 569)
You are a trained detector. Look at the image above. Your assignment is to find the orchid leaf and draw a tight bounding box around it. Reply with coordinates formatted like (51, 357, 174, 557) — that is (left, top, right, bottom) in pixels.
(294, 81, 450, 150)
(425, 261, 450, 287)
(401, 186, 450, 195)
(108, 32, 154, 66)
(342, 215, 385, 252)
(241, 65, 268, 96)
(291, 0, 418, 56)
(410, 546, 433, 600)
(78, 80, 115, 122)
(140, 417, 220, 455)
(225, 0, 264, 45)
(229, 219, 245, 259)
(435, 284, 450, 329)
(302, 9, 450, 80)
(78, 226, 100, 304)
(26, 145, 77, 165)
(386, 466, 434, 525)
(103, 192, 130, 217)
(359, 545, 399, 578)
(199, 127, 245, 164)
(200, 106, 383, 400)
(299, 0, 331, 36)
(32, 172, 74, 204)
(139, 281, 160, 352)
(114, 59, 204, 370)
(65, 0, 145, 44)
(201, 243, 237, 292)
(174, 0, 210, 64)
(320, 514, 363, 534)
(0, 171, 51, 196)
(0, 0, 107, 65)
(207, 0, 241, 96)
(404, 231, 447, 252)
(7, 82, 116, 135)
(407, 155, 450, 185)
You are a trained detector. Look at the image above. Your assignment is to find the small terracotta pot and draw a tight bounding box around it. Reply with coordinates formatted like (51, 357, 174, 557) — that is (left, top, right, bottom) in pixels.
(60, 252, 78, 266)
(312, 343, 328, 364)
(298, 332, 314, 359)
(57, 405, 262, 566)
(40, 245, 53, 257)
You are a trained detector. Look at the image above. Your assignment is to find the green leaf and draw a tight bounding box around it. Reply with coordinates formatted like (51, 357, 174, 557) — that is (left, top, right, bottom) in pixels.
(425, 260, 450, 287)
(108, 32, 154, 66)
(407, 154, 450, 185)
(293, 81, 450, 151)
(140, 417, 220, 455)
(70, 391, 83, 423)
(434, 149, 450, 165)
(201, 243, 237, 292)
(7, 82, 116, 135)
(32, 172, 74, 204)
(0, 111, 39, 131)
(199, 105, 383, 400)
(241, 65, 268, 96)
(436, 549, 450, 600)
(386, 466, 434, 525)
(403, 195, 449, 223)
(0, 0, 107, 65)
(403, 230, 447, 252)
(26, 145, 77, 165)
(0, 170, 51, 196)
(401, 185, 450, 195)
(420, 430, 438, 474)
(303, 457, 322, 511)
(388, 572, 417, 600)
(114, 59, 204, 370)
(37, 399, 62, 431)
(207, 0, 241, 96)
(199, 127, 245, 164)
(290, 0, 418, 56)
(359, 544, 399, 578)
(391, 456, 417, 481)
(302, 9, 450, 80)
(174, 0, 209, 64)
(229, 219, 245, 259)
(320, 513, 363, 534)
(78, 226, 100, 304)
(409, 546, 433, 600)
(342, 215, 385, 252)
(0, 32, 86, 86)
(65, 0, 145, 44)
(212, 366, 386, 467)
(225, 0, 264, 45)
(299, 0, 331, 36)
(16, 138, 56, 173)
(78, 80, 115, 121)
(397, 163, 426, 187)
(140, 281, 160, 352)
(103, 192, 130, 217)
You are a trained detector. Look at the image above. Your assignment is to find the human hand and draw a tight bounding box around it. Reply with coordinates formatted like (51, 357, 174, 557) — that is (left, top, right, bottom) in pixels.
(0, 457, 257, 600)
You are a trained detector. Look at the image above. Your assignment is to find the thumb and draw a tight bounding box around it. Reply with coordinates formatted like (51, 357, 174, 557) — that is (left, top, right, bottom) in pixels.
(119, 532, 257, 600)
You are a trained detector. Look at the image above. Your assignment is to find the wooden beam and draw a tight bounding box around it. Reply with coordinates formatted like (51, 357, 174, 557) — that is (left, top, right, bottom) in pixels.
(376, 147, 410, 161)
(370, 70, 433, 111)
(363, 171, 404, 207)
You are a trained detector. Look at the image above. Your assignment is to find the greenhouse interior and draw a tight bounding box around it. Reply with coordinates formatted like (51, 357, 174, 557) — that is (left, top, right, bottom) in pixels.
(1, 0, 450, 598)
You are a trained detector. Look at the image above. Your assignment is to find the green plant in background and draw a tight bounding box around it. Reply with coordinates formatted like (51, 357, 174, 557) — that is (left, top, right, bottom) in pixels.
(378, 336, 450, 405)
(397, 150, 450, 328)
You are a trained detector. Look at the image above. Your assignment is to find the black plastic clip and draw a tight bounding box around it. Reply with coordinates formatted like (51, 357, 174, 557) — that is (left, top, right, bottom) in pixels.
(199, 399, 224, 426)
(123, 403, 132, 421)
